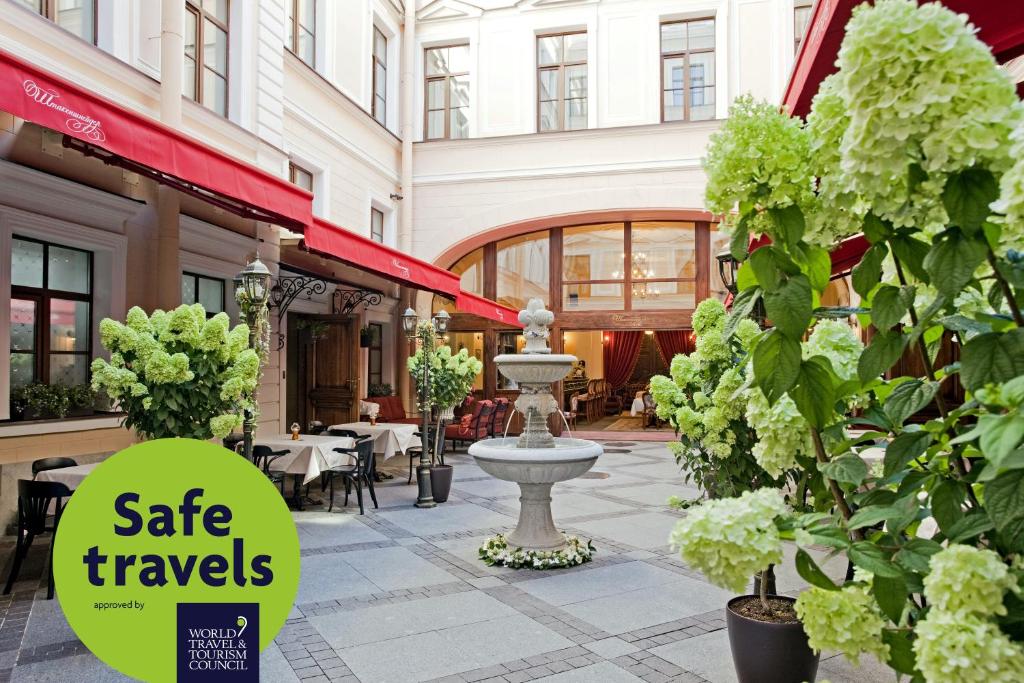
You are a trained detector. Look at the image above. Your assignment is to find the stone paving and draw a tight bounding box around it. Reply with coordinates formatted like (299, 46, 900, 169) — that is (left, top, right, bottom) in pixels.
(0, 440, 892, 682)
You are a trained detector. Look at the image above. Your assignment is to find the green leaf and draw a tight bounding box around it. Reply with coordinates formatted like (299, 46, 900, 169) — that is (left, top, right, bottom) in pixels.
(852, 243, 887, 299)
(939, 314, 991, 338)
(893, 538, 942, 574)
(863, 213, 892, 244)
(882, 629, 918, 675)
(764, 274, 813, 338)
(848, 505, 900, 530)
(979, 414, 1024, 466)
(872, 574, 907, 623)
(870, 285, 912, 331)
(803, 246, 832, 293)
(818, 453, 868, 487)
(884, 431, 932, 477)
(724, 288, 761, 339)
(985, 469, 1024, 552)
(791, 357, 836, 429)
(923, 229, 988, 298)
(890, 234, 931, 283)
(736, 261, 758, 291)
(749, 247, 782, 290)
(770, 204, 806, 248)
(730, 219, 750, 261)
(931, 480, 965, 533)
(857, 331, 906, 384)
(848, 542, 902, 578)
(943, 168, 999, 233)
(884, 380, 938, 425)
(945, 513, 994, 542)
(795, 549, 838, 590)
(804, 526, 852, 550)
(752, 329, 801, 404)
(960, 329, 1024, 391)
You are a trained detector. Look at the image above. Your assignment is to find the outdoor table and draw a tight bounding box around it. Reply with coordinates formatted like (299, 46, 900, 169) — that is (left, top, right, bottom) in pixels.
(35, 463, 99, 490)
(630, 392, 645, 417)
(326, 422, 417, 461)
(259, 434, 357, 485)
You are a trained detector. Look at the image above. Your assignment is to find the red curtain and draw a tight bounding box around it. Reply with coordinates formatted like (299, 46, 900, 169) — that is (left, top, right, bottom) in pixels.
(602, 331, 643, 390)
(654, 330, 694, 366)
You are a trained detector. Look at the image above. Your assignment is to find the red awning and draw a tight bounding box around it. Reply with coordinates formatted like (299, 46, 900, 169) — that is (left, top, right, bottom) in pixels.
(455, 291, 520, 326)
(784, 1, 1024, 118)
(302, 217, 461, 296)
(0, 48, 311, 229)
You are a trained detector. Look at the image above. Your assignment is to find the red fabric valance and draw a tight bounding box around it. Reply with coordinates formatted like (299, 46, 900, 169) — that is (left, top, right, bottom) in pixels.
(455, 291, 521, 325)
(0, 48, 312, 229)
(654, 330, 694, 366)
(602, 331, 643, 390)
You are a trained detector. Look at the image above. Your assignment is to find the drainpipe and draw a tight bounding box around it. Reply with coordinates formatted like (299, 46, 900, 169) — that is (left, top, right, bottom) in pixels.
(156, 0, 184, 311)
(398, 0, 415, 253)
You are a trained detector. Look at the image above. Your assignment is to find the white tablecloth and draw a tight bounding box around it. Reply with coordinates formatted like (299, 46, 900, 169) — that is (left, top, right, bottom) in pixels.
(630, 398, 645, 417)
(327, 422, 418, 460)
(36, 463, 99, 490)
(259, 435, 357, 485)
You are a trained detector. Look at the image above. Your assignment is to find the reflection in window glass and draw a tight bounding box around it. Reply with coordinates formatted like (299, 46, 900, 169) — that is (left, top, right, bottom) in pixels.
(632, 281, 695, 310)
(497, 231, 549, 311)
(48, 245, 91, 294)
(538, 32, 587, 132)
(563, 283, 624, 310)
(55, 0, 95, 43)
(425, 44, 470, 140)
(10, 298, 36, 389)
(497, 331, 526, 390)
(445, 331, 485, 392)
(451, 248, 484, 295)
(181, 272, 225, 317)
(631, 222, 696, 279)
(563, 224, 624, 282)
(661, 18, 715, 122)
(11, 239, 44, 288)
(49, 299, 90, 352)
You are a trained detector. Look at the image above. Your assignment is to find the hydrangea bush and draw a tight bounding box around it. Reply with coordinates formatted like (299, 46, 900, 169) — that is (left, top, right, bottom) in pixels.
(407, 343, 483, 411)
(91, 304, 258, 440)
(690, 1, 1024, 678)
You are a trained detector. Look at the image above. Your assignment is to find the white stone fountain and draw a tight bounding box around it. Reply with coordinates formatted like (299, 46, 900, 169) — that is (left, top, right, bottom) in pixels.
(469, 299, 603, 551)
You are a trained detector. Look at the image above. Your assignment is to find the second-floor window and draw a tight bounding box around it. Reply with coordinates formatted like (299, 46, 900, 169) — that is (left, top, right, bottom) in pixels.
(181, 272, 225, 318)
(184, 0, 230, 117)
(372, 27, 388, 125)
(288, 0, 315, 67)
(661, 19, 715, 122)
(371, 207, 385, 243)
(794, 1, 813, 54)
(289, 162, 314, 192)
(425, 44, 470, 140)
(537, 31, 587, 132)
(17, 0, 95, 44)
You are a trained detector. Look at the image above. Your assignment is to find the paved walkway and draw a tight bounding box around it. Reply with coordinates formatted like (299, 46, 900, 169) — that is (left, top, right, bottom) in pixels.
(0, 441, 890, 682)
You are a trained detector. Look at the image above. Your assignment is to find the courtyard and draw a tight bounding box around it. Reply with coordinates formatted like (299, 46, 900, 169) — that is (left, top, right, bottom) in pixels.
(0, 442, 888, 683)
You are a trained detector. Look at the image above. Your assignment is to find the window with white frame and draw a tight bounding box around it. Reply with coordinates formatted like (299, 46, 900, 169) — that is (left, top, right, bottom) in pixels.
(537, 31, 588, 132)
(425, 44, 470, 140)
(184, 0, 229, 117)
(288, 0, 315, 67)
(16, 0, 96, 44)
(370, 207, 385, 243)
(372, 26, 388, 125)
(660, 18, 715, 122)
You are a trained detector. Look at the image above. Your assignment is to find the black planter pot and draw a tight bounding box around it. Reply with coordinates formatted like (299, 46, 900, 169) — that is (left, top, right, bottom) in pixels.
(726, 595, 819, 683)
(430, 465, 453, 503)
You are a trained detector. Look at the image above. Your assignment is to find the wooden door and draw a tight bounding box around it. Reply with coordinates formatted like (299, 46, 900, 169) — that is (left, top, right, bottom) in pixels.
(290, 314, 360, 429)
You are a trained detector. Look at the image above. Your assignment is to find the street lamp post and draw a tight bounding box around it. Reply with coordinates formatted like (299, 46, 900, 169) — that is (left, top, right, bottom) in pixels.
(234, 257, 273, 464)
(403, 306, 451, 509)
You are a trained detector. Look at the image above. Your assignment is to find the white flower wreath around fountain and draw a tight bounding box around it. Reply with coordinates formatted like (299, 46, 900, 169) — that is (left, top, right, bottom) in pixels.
(479, 534, 595, 569)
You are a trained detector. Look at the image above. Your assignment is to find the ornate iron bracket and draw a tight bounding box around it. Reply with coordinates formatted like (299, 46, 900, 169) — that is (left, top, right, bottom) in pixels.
(268, 276, 328, 350)
(333, 289, 383, 315)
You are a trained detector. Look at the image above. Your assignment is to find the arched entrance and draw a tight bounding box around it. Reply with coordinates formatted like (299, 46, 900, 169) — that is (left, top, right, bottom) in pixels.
(428, 210, 727, 433)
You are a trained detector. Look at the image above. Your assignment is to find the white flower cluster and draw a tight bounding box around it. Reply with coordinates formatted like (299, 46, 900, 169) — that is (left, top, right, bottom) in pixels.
(478, 535, 594, 570)
(795, 583, 890, 666)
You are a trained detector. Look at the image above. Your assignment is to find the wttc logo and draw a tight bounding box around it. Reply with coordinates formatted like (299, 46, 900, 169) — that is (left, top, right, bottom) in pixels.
(177, 603, 259, 682)
(22, 79, 106, 142)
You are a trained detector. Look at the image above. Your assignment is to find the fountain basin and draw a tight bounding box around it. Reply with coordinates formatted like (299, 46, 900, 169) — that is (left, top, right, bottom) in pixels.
(493, 354, 576, 385)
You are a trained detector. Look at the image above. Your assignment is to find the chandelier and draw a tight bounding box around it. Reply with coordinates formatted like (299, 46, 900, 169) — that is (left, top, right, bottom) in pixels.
(612, 252, 660, 300)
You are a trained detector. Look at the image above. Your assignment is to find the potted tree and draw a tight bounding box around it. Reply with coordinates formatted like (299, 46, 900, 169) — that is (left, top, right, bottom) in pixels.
(678, 2, 1024, 681)
(90, 304, 260, 440)
(408, 344, 483, 502)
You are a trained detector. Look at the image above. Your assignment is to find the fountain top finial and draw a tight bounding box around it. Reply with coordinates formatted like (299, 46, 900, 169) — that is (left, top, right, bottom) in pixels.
(519, 298, 554, 354)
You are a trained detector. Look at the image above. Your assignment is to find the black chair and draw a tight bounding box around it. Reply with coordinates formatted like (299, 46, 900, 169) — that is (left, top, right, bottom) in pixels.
(328, 436, 377, 514)
(328, 428, 360, 438)
(31, 457, 77, 478)
(4, 479, 72, 599)
(407, 420, 448, 484)
(251, 445, 290, 494)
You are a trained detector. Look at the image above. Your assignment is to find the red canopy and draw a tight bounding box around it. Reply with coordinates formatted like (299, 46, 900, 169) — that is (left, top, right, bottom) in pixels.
(0, 48, 312, 230)
(302, 217, 461, 297)
(785, 1, 1024, 117)
(455, 291, 521, 326)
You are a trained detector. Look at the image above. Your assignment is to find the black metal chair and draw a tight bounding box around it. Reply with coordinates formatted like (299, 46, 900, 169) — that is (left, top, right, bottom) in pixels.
(328, 436, 377, 514)
(4, 479, 72, 599)
(251, 445, 290, 494)
(407, 420, 448, 484)
(31, 457, 77, 478)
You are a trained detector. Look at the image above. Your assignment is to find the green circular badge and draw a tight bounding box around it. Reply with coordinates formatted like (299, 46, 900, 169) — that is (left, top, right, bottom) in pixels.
(53, 439, 300, 682)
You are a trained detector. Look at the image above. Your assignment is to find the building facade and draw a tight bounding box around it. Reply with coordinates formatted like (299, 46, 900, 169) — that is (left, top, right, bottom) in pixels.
(0, 0, 811, 524)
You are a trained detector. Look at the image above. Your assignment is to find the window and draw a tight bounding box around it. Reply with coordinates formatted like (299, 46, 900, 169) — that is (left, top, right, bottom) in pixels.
(181, 272, 225, 318)
(288, 0, 315, 67)
(424, 44, 470, 140)
(17, 0, 96, 43)
(372, 26, 388, 125)
(629, 222, 697, 309)
(537, 32, 588, 132)
(289, 162, 313, 192)
(367, 323, 383, 388)
(9, 237, 93, 390)
(370, 207, 385, 243)
(661, 19, 715, 122)
(451, 248, 484, 295)
(562, 224, 624, 310)
(794, 1, 813, 54)
(184, 0, 229, 117)
(497, 231, 549, 311)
